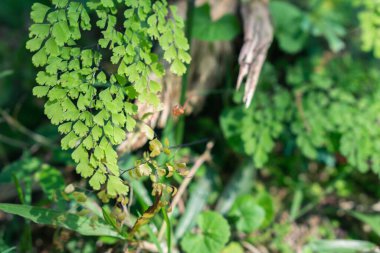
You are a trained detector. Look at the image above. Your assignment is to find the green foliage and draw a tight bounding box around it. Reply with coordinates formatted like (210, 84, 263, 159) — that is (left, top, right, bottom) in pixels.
(255, 191, 275, 228)
(289, 58, 380, 174)
(350, 212, 380, 237)
(270, 0, 346, 53)
(0, 156, 41, 183)
(34, 164, 65, 205)
(304, 240, 379, 253)
(26, 0, 190, 200)
(0, 203, 123, 238)
(181, 211, 231, 253)
(355, 0, 380, 57)
(222, 54, 380, 176)
(270, 1, 307, 53)
(221, 87, 291, 167)
(221, 242, 244, 253)
(2, 0, 380, 251)
(192, 4, 240, 41)
(0, 156, 66, 207)
(229, 195, 265, 233)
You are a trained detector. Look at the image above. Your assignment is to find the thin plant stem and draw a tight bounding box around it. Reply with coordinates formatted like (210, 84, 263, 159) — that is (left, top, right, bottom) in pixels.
(161, 208, 172, 253)
(175, 0, 195, 145)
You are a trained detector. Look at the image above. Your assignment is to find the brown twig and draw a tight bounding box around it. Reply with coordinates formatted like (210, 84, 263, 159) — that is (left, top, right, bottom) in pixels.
(124, 241, 160, 253)
(157, 141, 214, 240)
(242, 241, 263, 253)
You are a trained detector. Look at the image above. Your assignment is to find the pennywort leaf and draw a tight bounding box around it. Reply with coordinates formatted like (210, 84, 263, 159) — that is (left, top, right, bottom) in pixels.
(181, 211, 231, 253)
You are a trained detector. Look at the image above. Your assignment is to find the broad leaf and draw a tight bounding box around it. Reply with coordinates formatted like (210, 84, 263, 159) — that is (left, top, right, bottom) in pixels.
(229, 195, 265, 233)
(221, 242, 244, 253)
(0, 204, 123, 238)
(181, 211, 230, 253)
(192, 4, 240, 41)
(255, 191, 275, 228)
(270, 1, 308, 53)
(351, 211, 380, 237)
(305, 240, 378, 253)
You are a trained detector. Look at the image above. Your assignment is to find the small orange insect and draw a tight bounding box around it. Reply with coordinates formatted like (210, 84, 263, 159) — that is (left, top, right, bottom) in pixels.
(172, 97, 191, 117)
(172, 104, 185, 116)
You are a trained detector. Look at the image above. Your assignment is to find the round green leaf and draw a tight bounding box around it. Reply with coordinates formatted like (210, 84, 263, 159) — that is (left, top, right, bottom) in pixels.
(221, 242, 244, 253)
(255, 191, 275, 228)
(181, 211, 231, 253)
(229, 195, 265, 233)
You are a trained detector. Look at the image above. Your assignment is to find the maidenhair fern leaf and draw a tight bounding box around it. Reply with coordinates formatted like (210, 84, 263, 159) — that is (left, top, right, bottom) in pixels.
(31, 3, 50, 23)
(27, 0, 191, 200)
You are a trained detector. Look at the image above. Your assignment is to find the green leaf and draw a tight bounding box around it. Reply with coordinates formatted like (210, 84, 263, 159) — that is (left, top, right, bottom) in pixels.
(181, 211, 231, 253)
(26, 38, 43, 52)
(192, 4, 240, 42)
(29, 24, 50, 39)
(73, 120, 89, 137)
(170, 59, 186, 76)
(81, 49, 93, 67)
(72, 145, 88, 163)
(0, 247, 16, 253)
(89, 171, 107, 190)
(270, 1, 308, 53)
(45, 38, 60, 57)
(229, 195, 265, 233)
(163, 45, 177, 62)
(34, 165, 65, 204)
(83, 135, 94, 150)
(61, 131, 79, 149)
(350, 211, 380, 237)
(58, 122, 72, 134)
(101, 0, 114, 8)
(76, 162, 94, 178)
(220, 107, 246, 154)
(102, 207, 119, 232)
(92, 125, 103, 141)
(149, 80, 162, 93)
(305, 240, 378, 253)
(141, 124, 155, 140)
(52, 0, 68, 8)
(221, 242, 244, 253)
(33, 86, 50, 98)
(32, 48, 48, 67)
(255, 191, 275, 228)
(107, 176, 129, 197)
(52, 21, 71, 46)
(0, 157, 41, 183)
(0, 203, 123, 238)
(31, 3, 50, 23)
(97, 71, 107, 84)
